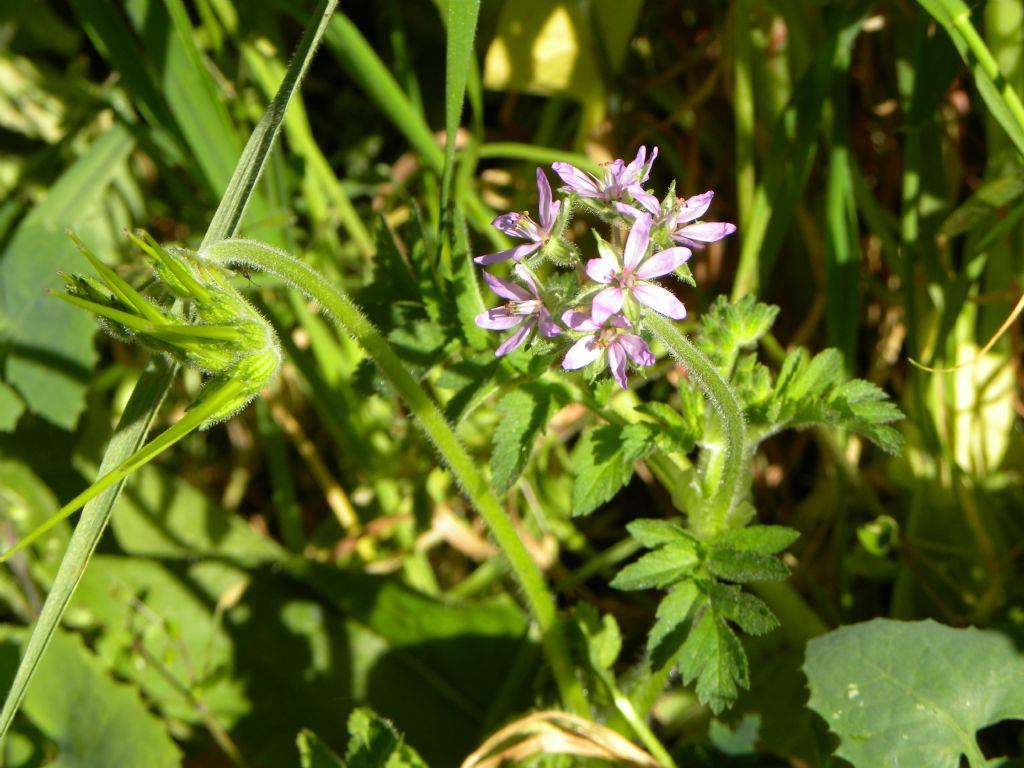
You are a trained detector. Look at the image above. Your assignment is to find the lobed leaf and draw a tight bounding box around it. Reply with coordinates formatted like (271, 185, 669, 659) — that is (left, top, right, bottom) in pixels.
(490, 384, 559, 493)
(625, 518, 699, 550)
(610, 546, 699, 591)
(706, 546, 791, 583)
(677, 608, 748, 715)
(572, 424, 631, 517)
(713, 525, 800, 555)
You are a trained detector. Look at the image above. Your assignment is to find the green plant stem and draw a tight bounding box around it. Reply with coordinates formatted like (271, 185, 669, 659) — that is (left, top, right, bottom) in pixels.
(202, 238, 590, 716)
(647, 315, 749, 538)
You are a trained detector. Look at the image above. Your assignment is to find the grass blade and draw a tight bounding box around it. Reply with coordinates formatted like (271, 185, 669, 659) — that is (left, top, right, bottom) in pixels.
(0, 359, 176, 740)
(204, 0, 338, 245)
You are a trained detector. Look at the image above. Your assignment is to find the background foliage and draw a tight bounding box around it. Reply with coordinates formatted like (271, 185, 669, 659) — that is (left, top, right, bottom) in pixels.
(1, 0, 1023, 766)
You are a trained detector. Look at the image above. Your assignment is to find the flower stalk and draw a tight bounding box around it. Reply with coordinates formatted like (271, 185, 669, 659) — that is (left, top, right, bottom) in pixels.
(200, 238, 591, 716)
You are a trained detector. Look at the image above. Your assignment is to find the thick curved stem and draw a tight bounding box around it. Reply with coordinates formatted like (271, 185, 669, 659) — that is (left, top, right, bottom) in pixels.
(202, 238, 589, 715)
(647, 314, 749, 538)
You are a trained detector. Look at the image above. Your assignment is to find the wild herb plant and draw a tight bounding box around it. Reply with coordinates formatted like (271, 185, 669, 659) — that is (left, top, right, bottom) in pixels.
(1, 0, 1024, 766)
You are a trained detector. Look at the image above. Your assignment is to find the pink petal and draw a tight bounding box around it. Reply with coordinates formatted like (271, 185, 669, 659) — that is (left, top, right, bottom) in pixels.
(623, 214, 652, 271)
(562, 335, 603, 370)
(609, 314, 632, 330)
(615, 202, 650, 219)
(618, 334, 655, 366)
(635, 246, 692, 279)
(606, 343, 629, 388)
(628, 185, 660, 214)
(496, 318, 535, 356)
(561, 309, 600, 332)
(474, 242, 541, 265)
(676, 221, 737, 243)
(475, 308, 523, 331)
(676, 191, 714, 223)
(633, 283, 687, 320)
(592, 286, 625, 325)
(513, 263, 543, 297)
(537, 307, 562, 337)
(491, 212, 526, 237)
(482, 270, 532, 301)
(586, 257, 617, 284)
(536, 168, 553, 229)
(552, 162, 601, 198)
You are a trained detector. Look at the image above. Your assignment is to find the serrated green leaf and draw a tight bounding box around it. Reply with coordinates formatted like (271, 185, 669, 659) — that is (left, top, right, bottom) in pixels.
(626, 518, 699, 550)
(804, 619, 1024, 768)
(635, 395, 703, 452)
(707, 582, 779, 636)
(611, 546, 699, 591)
(572, 424, 630, 517)
(574, 605, 622, 671)
(713, 525, 800, 555)
(677, 608, 748, 714)
(345, 707, 428, 768)
(490, 384, 556, 493)
(298, 729, 347, 768)
(786, 348, 844, 402)
(706, 547, 790, 583)
(772, 348, 807, 400)
(620, 421, 659, 463)
(648, 581, 702, 663)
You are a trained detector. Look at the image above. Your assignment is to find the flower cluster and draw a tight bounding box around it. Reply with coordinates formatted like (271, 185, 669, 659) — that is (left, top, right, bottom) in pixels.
(473, 147, 736, 388)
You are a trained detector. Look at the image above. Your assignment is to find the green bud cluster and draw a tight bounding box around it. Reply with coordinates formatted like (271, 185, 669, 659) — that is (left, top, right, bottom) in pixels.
(54, 230, 281, 427)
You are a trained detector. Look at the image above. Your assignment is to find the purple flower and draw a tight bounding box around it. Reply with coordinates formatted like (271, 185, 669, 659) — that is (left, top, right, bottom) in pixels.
(475, 264, 562, 356)
(560, 309, 655, 389)
(618, 189, 736, 248)
(475, 168, 561, 265)
(586, 214, 691, 325)
(552, 146, 659, 209)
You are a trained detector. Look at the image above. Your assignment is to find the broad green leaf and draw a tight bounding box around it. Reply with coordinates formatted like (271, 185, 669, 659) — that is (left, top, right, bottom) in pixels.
(706, 547, 791, 584)
(571, 424, 631, 517)
(345, 708, 429, 768)
(298, 729, 347, 768)
(0, 124, 133, 429)
(0, 628, 181, 767)
(713, 525, 800, 556)
(490, 384, 558, 493)
(804, 619, 1024, 768)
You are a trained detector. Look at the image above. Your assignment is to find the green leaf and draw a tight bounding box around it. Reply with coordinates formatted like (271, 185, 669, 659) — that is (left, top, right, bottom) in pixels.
(648, 581, 702, 663)
(574, 604, 622, 671)
(298, 729, 347, 768)
(625, 518, 699, 550)
(804, 619, 1024, 768)
(698, 296, 780, 372)
(610, 546, 699, 591)
(0, 628, 181, 767)
(344, 708, 429, 768)
(785, 348, 844, 403)
(0, 379, 25, 432)
(572, 424, 631, 517)
(620, 421, 659, 463)
(490, 383, 558, 493)
(706, 546, 791, 583)
(706, 583, 779, 637)
(635, 399, 703, 453)
(440, 0, 481, 226)
(713, 525, 799, 555)
(0, 125, 133, 429)
(677, 608, 748, 715)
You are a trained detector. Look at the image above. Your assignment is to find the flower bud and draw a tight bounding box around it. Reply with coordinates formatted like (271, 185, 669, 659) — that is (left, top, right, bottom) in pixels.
(53, 230, 281, 427)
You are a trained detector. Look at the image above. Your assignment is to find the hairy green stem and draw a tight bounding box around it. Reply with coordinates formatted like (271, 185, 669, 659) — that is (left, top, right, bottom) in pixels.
(647, 315, 749, 538)
(202, 238, 589, 715)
